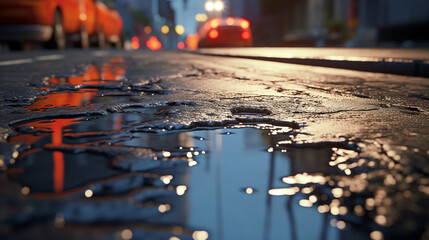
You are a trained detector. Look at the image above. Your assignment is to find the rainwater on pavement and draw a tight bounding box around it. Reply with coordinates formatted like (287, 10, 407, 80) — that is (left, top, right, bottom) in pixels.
(1, 59, 428, 240)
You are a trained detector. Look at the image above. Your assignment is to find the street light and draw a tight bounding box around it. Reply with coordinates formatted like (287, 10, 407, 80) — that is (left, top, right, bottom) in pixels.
(205, 1, 214, 12)
(205, 1, 224, 12)
(195, 13, 208, 22)
(175, 25, 185, 35)
(214, 1, 224, 11)
(161, 25, 169, 34)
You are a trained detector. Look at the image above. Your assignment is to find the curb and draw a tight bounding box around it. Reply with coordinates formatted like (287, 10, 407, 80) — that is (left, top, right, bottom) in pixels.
(194, 52, 429, 78)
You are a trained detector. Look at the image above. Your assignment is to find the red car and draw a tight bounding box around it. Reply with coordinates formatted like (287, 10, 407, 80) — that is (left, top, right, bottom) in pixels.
(0, 0, 122, 50)
(198, 17, 252, 48)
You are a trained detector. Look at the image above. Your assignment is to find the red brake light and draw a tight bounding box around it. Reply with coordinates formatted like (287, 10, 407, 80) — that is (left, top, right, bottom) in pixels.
(240, 19, 250, 29)
(209, 29, 219, 39)
(242, 31, 251, 40)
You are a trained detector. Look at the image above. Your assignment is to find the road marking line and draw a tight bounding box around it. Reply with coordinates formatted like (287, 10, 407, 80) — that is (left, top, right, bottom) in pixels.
(0, 59, 33, 66)
(35, 54, 64, 61)
(94, 51, 109, 57)
(0, 54, 65, 67)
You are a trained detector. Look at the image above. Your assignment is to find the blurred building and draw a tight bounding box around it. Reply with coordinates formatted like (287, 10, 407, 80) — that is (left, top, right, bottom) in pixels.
(251, 0, 429, 47)
(349, 0, 429, 47)
(116, 0, 176, 47)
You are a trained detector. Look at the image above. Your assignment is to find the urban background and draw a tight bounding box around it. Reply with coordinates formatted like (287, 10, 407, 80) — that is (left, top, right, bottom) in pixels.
(117, 0, 429, 49)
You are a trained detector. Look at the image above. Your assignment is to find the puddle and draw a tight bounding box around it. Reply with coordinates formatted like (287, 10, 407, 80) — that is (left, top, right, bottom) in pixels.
(23, 58, 162, 112)
(2, 104, 428, 240)
(1, 59, 428, 240)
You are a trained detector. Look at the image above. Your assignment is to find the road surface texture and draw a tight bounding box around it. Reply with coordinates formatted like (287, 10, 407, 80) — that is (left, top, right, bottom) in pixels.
(0, 49, 428, 240)
(197, 48, 429, 77)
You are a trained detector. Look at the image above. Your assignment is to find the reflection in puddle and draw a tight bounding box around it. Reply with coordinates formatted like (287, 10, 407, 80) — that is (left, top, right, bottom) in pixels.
(2, 59, 429, 240)
(3, 106, 428, 240)
(26, 58, 130, 112)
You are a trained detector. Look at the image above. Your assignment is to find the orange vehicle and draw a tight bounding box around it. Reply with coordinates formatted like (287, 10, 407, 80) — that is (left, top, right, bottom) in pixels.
(0, 0, 122, 50)
(198, 17, 252, 48)
(94, 0, 123, 48)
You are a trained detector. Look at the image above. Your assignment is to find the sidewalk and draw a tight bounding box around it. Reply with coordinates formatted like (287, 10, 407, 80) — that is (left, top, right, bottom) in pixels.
(196, 48, 429, 78)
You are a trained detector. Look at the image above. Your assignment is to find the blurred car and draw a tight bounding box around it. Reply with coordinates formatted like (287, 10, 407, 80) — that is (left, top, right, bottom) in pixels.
(0, 0, 122, 50)
(198, 17, 252, 48)
(94, 0, 123, 48)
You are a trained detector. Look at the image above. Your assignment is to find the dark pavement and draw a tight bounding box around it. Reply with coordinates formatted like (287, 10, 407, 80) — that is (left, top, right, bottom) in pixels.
(0, 49, 428, 240)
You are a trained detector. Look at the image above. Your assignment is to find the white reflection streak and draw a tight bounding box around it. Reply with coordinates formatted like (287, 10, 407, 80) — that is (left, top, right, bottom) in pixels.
(35, 54, 64, 61)
(0, 59, 33, 66)
(215, 129, 224, 240)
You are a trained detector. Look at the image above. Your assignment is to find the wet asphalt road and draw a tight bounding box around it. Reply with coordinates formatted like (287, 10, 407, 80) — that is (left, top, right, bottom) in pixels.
(0, 49, 428, 240)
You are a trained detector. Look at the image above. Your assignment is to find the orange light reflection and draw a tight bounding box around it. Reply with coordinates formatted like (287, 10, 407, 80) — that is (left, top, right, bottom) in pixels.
(185, 34, 199, 50)
(9, 59, 126, 193)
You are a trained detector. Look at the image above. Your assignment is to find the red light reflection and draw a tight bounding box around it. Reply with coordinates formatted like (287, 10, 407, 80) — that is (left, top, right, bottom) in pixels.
(186, 34, 199, 50)
(27, 58, 125, 112)
(8, 59, 126, 193)
(146, 36, 162, 51)
(131, 36, 140, 50)
(177, 41, 185, 50)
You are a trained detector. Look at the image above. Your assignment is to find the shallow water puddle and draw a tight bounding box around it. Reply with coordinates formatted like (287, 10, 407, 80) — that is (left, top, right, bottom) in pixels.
(2, 61, 428, 239)
(4, 106, 429, 240)
(3, 105, 360, 240)
(24, 58, 159, 112)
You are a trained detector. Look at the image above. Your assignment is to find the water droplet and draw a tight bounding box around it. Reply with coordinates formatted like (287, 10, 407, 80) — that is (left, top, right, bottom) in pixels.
(268, 187, 299, 196)
(245, 188, 254, 194)
(331, 206, 340, 215)
(192, 231, 209, 240)
(332, 188, 343, 198)
(21, 186, 30, 195)
(375, 215, 387, 225)
(188, 160, 198, 167)
(161, 175, 173, 184)
(163, 151, 171, 158)
(345, 169, 351, 175)
(158, 204, 171, 213)
(299, 199, 312, 207)
(121, 229, 133, 240)
(176, 185, 187, 196)
(370, 231, 383, 240)
(337, 220, 346, 229)
(317, 205, 329, 213)
(84, 189, 93, 198)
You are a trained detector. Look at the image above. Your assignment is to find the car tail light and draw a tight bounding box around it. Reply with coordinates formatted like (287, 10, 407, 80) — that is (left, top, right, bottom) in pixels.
(242, 31, 251, 40)
(240, 19, 250, 29)
(210, 19, 220, 28)
(209, 29, 219, 39)
(226, 17, 235, 25)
